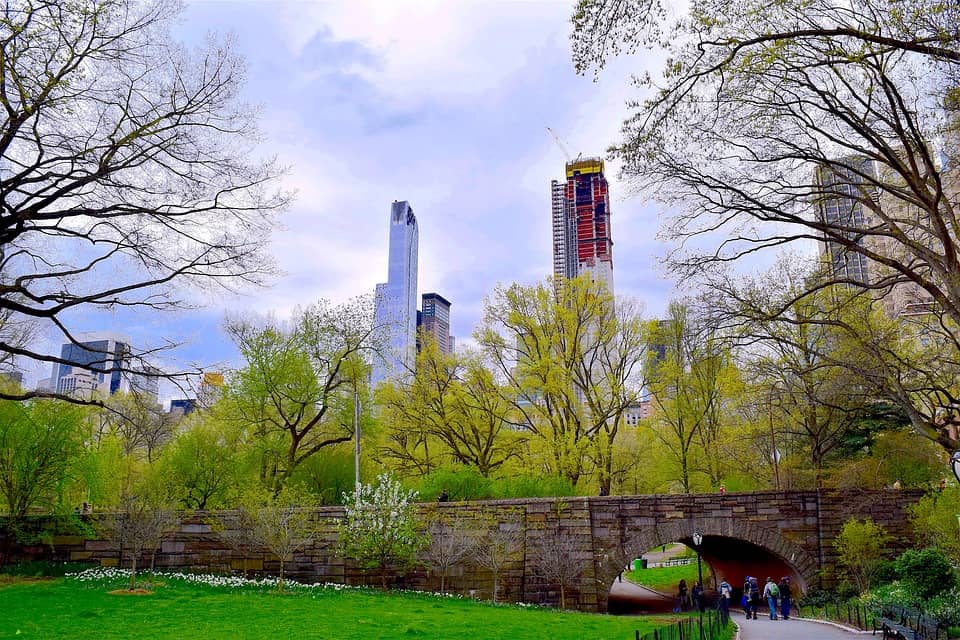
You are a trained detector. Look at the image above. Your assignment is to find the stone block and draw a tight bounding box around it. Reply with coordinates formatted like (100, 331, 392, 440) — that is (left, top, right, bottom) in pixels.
(70, 551, 93, 561)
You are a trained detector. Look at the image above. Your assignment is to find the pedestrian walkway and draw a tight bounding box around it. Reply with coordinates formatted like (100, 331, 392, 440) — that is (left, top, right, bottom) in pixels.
(736, 616, 865, 639)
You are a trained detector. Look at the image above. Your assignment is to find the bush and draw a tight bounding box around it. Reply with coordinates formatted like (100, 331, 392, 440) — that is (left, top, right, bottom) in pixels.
(895, 548, 956, 601)
(861, 581, 922, 610)
(927, 586, 960, 627)
(834, 518, 892, 593)
(488, 474, 575, 499)
(416, 467, 493, 501)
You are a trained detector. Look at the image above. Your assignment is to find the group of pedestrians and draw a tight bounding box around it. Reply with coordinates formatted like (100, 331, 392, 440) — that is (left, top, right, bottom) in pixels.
(672, 573, 793, 624)
(741, 575, 792, 620)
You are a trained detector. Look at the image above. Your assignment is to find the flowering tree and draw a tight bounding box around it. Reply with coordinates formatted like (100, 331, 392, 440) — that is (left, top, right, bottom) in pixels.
(338, 474, 423, 590)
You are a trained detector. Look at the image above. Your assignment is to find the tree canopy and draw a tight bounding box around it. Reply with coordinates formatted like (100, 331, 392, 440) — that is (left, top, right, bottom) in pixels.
(572, 0, 960, 450)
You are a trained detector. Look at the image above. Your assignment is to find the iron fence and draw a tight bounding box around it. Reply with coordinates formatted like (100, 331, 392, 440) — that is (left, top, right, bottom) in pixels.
(635, 609, 731, 640)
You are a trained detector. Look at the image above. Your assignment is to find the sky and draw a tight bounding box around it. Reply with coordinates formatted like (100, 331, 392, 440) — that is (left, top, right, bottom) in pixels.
(28, 0, 681, 396)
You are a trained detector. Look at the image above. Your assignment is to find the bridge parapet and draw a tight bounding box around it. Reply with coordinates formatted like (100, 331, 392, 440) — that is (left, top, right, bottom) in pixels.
(0, 489, 925, 612)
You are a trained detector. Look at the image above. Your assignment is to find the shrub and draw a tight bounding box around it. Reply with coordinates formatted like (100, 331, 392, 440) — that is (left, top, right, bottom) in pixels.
(834, 518, 892, 593)
(895, 548, 956, 601)
(927, 586, 960, 627)
(861, 582, 922, 610)
(417, 467, 493, 501)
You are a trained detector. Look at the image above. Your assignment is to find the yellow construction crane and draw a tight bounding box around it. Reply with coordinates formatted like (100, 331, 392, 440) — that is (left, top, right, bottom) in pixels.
(546, 127, 581, 163)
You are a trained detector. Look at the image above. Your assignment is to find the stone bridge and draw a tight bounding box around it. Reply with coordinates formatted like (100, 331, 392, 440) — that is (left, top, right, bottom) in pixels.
(6, 489, 925, 612)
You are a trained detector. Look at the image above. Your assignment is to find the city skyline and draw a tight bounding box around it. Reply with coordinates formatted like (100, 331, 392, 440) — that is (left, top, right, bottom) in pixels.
(15, 1, 801, 393)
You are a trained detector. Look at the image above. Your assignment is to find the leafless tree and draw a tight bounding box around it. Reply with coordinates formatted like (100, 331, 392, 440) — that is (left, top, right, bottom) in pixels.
(471, 514, 524, 604)
(235, 489, 315, 591)
(0, 0, 287, 401)
(101, 491, 179, 590)
(421, 513, 475, 594)
(531, 526, 591, 609)
(212, 508, 262, 579)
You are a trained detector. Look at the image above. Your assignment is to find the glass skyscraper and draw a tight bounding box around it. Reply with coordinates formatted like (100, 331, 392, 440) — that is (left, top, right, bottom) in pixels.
(371, 201, 419, 386)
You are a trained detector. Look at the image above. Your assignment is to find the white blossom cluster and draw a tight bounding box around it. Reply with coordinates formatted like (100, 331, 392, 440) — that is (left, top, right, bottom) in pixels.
(63, 567, 470, 600)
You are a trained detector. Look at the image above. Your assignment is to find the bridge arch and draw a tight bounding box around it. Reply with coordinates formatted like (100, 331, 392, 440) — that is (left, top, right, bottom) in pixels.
(593, 515, 819, 613)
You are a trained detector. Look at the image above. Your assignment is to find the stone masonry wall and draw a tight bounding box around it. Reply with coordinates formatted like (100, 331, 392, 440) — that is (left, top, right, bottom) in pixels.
(0, 489, 924, 612)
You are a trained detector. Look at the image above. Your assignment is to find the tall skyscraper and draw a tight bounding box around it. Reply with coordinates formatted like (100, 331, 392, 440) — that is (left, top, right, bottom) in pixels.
(47, 332, 158, 400)
(550, 158, 614, 292)
(372, 201, 419, 386)
(816, 157, 936, 316)
(417, 293, 452, 355)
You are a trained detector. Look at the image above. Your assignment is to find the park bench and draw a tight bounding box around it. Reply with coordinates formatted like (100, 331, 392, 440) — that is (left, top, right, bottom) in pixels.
(872, 605, 946, 640)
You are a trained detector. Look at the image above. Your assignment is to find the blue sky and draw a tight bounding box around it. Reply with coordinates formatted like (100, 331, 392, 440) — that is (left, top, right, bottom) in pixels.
(28, 0, 680, 397)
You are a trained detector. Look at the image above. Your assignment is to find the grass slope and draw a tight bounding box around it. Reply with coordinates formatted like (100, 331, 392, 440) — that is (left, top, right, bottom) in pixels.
(0, 576, 681, 640)
(624, 563, 700, 595)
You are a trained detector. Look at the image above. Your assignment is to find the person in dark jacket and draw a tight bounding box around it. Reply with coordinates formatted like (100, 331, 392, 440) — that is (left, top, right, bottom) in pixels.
(779, 577, 792, 620)
(691, 581, 704, 612)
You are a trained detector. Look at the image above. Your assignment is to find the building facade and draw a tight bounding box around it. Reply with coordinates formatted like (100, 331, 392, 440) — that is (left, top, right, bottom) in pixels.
(550, 158, 614, 293)
(48, 333, 158, 400)
(372, 201, 419, 386)
(816, 158, 936, 317)
(417, 293, 452, 355)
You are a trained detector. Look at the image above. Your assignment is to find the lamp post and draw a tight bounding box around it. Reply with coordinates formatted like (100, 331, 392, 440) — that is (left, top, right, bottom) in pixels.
(767, 384, 782, 490)
(951, 451, 960, 532)
(692, 530, 705, 640)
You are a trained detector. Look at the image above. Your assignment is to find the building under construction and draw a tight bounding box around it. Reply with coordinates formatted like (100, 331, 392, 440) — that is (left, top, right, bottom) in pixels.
(550, 158, 614, 292)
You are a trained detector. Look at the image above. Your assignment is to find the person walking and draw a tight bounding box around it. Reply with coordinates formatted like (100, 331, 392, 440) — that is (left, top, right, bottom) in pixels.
(763, 576, 779, 620)
(779, 576, 792, 620)
(692, 580, 704, 613)
(743, 576, 759, 619)
(678, 579, 689, 611)
(717, 577, 732, 625)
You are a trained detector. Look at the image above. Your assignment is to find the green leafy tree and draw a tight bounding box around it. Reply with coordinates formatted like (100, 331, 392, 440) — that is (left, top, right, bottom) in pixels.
(909, 487, 960, 564)
(338, 473, 423, 590)
(834, 518, 892, 593)
(378, 339, 524, 477)
(223, 297, 380, 492)
(0, 399, 87, 529)
(159, 418, 243, 510)
(477, 276, 647, 493)
(646, 302, 729, 493)
(571, 0, 960, 452)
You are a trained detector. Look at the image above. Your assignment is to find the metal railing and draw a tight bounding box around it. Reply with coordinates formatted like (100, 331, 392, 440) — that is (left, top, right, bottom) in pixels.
(635, 609, 731, 640)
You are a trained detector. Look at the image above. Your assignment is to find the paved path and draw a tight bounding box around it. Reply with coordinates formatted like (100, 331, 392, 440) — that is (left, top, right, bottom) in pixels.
(736, 616, 866, 639)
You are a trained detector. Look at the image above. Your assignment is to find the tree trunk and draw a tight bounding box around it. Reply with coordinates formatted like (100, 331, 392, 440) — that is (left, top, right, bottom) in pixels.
(129, 553, 138, 591)
(278, 558, 285, 592)
(492, 573, 499, 603)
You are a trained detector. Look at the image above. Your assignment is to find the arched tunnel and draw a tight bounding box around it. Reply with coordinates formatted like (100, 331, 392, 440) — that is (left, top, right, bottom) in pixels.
(608, 534, 806, 615)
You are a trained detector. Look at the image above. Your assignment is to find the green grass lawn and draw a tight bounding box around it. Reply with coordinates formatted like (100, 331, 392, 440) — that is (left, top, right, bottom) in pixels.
(0, 571, 686, 640)
(623, 563, 700, 595)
